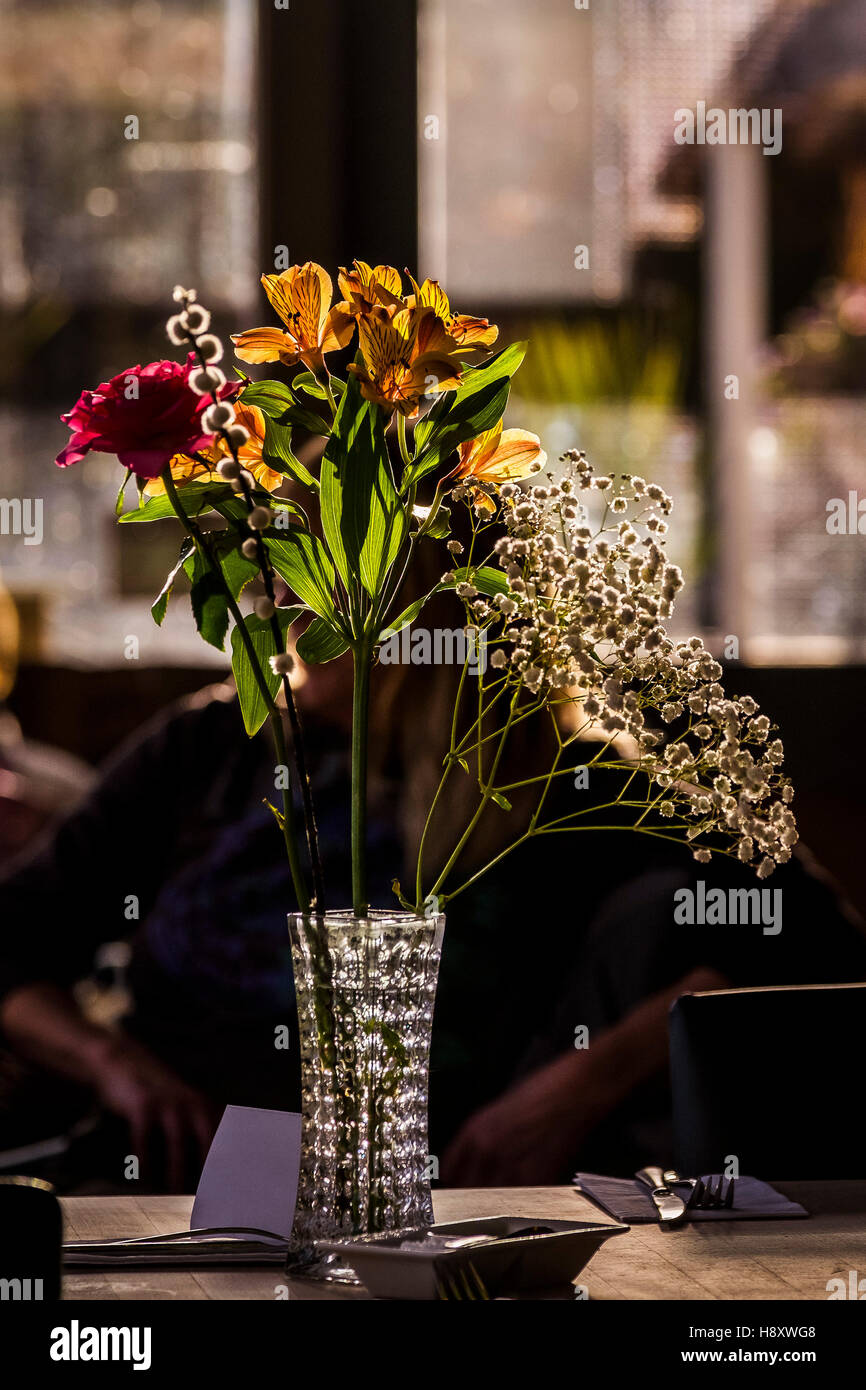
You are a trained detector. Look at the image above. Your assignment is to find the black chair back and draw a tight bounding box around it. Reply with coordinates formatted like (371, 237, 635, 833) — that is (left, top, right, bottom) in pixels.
(670, 983, 866, 1178)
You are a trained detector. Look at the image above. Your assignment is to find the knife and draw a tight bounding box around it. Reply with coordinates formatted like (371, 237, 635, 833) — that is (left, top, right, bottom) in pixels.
(635, 1166, 687, 1225)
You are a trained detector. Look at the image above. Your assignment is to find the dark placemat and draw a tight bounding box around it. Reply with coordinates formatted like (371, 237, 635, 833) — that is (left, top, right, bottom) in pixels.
(573, 1172, 808, 1222)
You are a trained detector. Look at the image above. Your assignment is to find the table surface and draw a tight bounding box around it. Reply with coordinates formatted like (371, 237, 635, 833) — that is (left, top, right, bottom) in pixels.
(60, 1183, 866, 1301)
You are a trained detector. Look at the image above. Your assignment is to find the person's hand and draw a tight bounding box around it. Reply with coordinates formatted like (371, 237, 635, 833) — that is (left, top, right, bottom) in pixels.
(87, 1033, 218, 1189)
(441, 1051, 604, 1187)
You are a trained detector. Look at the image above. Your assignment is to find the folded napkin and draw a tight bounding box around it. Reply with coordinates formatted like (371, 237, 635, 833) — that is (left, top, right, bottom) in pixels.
(573, 1172, 808, 1222)
(63, 1228, 288, 1267)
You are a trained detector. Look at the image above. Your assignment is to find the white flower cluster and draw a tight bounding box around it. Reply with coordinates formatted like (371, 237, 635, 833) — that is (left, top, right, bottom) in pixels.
(449, 449, 797, 876)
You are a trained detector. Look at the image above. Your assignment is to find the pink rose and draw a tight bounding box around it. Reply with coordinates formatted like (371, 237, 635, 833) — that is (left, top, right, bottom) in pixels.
(55, 354, 236, 479)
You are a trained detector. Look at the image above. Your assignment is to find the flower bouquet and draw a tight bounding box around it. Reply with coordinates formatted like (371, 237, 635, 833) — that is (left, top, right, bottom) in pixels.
(56, 260, 797, 1266)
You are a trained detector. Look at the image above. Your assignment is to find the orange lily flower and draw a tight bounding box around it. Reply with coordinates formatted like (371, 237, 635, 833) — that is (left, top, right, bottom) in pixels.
(334, 262, 498, 354)
(451, 421, 546, 510)
(232, 262, 354, 372)
(406, 275, 499, 353)
(349, 304, 465, 417)
(334, 261, 404, 318)
(144, 402, 284, 496)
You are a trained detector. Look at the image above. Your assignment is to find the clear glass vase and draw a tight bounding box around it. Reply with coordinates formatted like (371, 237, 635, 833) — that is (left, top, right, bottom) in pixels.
(287, 909, 445, 1273)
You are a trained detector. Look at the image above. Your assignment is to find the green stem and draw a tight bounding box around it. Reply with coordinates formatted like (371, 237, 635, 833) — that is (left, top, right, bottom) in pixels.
(441, 819, 733, 908)
(443, 832, 531, 906)
(322, 373, 338, 419)
(529, 742, 562, 831)
(413, 658, 471, 909)
(453, 692, 542, 758)
(267, 710, 312, 916)
(269, 618, 326, 913)
(396, 413, 411, 468)
(351, 641, 372, 916)
(428, 686, 520, 903)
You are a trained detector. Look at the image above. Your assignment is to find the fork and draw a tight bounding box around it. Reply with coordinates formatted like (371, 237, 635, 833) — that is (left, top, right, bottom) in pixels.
(694, 1175, 736, 1210)
(663, 1170, 736, 1210)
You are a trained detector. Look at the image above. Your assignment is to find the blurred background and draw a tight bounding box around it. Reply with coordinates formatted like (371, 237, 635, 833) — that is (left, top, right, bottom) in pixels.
(0, 0, 865, 906)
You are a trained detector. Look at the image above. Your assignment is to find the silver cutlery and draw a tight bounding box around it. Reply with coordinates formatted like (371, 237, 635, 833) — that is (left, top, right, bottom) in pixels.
(634, 1166, 688, 1225)
(663, 1170, 736, 1210)
(692, 1174, 736, 1210)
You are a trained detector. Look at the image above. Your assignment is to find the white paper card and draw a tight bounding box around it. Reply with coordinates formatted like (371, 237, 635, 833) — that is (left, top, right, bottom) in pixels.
(190, 1105, 301, 1239)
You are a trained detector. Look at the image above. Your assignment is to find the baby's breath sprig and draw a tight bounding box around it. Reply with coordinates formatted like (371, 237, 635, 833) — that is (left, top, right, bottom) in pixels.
(424, 448, 796, 896)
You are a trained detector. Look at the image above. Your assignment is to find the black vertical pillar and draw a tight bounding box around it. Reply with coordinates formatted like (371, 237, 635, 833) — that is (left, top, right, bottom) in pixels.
(257, 0, 418, 275)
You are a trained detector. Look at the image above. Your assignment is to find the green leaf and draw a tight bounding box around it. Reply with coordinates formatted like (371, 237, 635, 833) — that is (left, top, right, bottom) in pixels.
(264, 529, 338, 621)
(295, 615, 350, 665)
(119, 479, 232, 523)
(270, 499, 305, 522)
(238, 379, 294, 420)
(360, 470, 408, 604)
(230, 606, 305, 736)
(240, 379, 329, 436)
(151, 537, 194, 626)
(185, 548, 229, 651)
(378, 590, 437, 641)
(443, 564, 509, 598)
(291, 370, 328, 400)
(379, 561, 504, 641)
(413, 501, 451, 539)
(210, 533, 261, 603)
(282, 403, 332, 434)
(404, 341, 527, 489)
(320, 372, 408, 607)
(115, 467, 133, 518)
(290, 371, 345, 404)
(490, 791, 513, 812)
(215, 495, 306, 529)
(237, 381, 321, 488)
(261, 414, 318, 491)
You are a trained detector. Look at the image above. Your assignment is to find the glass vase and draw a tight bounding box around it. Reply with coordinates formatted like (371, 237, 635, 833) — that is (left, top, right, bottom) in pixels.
(287, 909, 445, 1274)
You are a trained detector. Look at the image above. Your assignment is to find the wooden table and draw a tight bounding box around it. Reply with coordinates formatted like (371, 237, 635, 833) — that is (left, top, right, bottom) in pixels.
(60, 1183, 866, 1301)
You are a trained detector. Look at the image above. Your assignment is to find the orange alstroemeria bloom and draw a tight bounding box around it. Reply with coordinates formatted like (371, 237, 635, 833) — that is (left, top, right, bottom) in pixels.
(334, 261, 404, 318)
(349, 304, 466, 417)
(334, 262, 499, 356)
(451, 421, 546, 511)
(144, 402, 284, 496)
(406, 275, 498, 353)
(232, 262, 354, 372)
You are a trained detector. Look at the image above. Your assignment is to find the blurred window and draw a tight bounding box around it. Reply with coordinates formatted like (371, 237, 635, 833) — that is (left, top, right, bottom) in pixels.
(418, 0, 866, 664)
(0, 0, 256, 668)
(1, 0, 256, 310)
